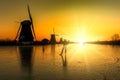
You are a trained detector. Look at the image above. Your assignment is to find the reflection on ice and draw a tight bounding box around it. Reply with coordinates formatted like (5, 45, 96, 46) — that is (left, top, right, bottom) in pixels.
(0, 44, 120, 80)
(18, 46, 34, 80)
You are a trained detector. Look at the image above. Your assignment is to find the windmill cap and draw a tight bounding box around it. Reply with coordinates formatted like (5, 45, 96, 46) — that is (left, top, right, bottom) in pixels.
(21, 20, 31, 25)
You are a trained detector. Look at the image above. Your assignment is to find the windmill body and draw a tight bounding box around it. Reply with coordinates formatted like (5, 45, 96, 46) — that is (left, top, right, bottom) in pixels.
(19, 20, 33, 42)
(50, 28, 57, 44)
(50, 34, 56, 44)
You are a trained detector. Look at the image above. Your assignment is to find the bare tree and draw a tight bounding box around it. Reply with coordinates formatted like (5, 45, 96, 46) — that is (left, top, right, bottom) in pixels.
(112, 34, 120, 41)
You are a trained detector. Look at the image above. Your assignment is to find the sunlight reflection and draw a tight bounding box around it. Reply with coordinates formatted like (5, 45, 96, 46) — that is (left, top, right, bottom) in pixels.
(1, 44, 120, 80)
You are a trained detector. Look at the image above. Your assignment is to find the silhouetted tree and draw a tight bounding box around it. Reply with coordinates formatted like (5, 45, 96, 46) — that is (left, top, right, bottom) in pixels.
(41, 38, 49, 45)
(112, 34, 120, 41)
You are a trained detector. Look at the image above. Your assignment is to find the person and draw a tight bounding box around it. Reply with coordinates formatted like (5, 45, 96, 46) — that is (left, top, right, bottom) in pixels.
(60, 43, 67, 55)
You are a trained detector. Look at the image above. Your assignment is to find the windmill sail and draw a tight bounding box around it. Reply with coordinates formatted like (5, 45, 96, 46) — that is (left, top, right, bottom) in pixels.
(53, 27, 55, 34)
(27, 5, 36, 40)
(15, 24, 22, 40)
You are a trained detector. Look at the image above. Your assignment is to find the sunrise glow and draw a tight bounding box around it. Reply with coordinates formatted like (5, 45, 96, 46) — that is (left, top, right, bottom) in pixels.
(79, 39, 85, 45)
(0, 0, 120, 42)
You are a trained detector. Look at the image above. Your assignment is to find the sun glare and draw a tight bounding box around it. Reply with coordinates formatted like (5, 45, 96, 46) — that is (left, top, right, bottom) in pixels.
(79, 40, 85, 45)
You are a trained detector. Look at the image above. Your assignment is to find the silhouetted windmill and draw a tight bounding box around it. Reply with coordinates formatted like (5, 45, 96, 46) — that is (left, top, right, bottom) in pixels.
(15, 5, 36, 42)
(50, 27, 58, 44)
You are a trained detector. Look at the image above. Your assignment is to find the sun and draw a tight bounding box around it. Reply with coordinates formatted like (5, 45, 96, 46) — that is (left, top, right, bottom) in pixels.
(79, 39, 85, 45)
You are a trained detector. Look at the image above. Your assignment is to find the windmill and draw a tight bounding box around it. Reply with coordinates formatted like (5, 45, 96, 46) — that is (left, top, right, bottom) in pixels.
(50, 27, 58, 44)
(15, 5, 36, 42)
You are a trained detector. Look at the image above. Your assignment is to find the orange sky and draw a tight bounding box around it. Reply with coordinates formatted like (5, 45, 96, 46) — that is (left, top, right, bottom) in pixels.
(0, 0, 120, 42)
